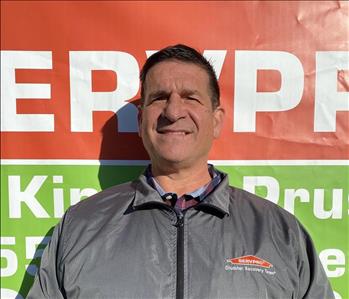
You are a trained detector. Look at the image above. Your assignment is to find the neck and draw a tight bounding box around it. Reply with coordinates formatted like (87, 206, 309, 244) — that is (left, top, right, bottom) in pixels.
(151, 163, 211, 197)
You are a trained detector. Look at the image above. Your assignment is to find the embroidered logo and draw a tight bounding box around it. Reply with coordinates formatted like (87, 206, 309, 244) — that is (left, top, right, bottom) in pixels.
(225, 255, 275, 275)
(227, 255, 272, 268)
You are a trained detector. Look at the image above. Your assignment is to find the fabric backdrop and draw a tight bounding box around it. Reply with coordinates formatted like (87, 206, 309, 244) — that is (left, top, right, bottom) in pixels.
(1, 1, 348, 298)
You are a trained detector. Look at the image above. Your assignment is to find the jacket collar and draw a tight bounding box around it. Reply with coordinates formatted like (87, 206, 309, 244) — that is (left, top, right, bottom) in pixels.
(132, 168, 231, 217)
(196, 172, 231, 216)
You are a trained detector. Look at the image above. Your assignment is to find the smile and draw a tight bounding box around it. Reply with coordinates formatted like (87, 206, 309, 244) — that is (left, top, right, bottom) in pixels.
(157, 130, 189, 135)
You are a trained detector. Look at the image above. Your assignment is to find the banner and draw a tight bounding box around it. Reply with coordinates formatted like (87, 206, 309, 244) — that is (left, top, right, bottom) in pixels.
(1, 1, 348, 298)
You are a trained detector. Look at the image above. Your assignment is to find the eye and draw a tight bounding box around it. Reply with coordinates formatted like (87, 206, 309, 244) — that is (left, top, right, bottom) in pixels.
(148, 96, 167, 105)
(154, 96, 168, 102)
(186, 96, 201, 103)
(155, 96, 166, 101)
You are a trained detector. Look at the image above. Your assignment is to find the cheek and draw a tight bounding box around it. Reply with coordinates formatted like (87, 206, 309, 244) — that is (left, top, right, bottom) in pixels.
(139, 112, 159, 141)
(140, 110, 153, 127)
(190, 109, 211, 129)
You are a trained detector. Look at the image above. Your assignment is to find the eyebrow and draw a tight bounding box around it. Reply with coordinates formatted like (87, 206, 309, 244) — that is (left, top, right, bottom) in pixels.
(148, 89, 200, 99)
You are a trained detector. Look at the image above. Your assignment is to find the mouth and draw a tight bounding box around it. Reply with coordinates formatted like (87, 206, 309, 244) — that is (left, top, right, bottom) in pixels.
(156, 129, 191, 135)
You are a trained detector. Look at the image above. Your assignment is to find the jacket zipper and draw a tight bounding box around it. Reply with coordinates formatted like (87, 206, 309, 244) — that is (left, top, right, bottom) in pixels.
(175, 211, 184, 299)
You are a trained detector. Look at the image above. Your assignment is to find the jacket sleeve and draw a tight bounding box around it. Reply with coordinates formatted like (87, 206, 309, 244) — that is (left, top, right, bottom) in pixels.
(26, 212, 68, 299)
(296, 221, 335, 299)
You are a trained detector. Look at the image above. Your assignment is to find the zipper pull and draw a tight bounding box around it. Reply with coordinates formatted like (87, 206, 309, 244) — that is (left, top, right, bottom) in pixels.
(175, 212, 184, 227)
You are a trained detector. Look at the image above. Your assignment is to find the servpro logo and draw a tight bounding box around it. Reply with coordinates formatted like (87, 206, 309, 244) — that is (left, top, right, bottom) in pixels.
(227, 255, 272, 268)
(225, 255, 276, 275)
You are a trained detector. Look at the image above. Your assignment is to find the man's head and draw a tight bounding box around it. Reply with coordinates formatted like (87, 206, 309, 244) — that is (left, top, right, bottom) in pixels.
(138, 44, 225, 172)
(140, 44, 220, 109)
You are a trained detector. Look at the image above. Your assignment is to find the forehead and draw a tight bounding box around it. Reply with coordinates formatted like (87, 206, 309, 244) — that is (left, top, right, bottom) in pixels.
(143, 60, 210, 95)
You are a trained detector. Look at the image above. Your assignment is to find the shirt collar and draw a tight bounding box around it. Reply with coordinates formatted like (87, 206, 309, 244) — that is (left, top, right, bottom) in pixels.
(144, 164, 220, 200)
(132, 166, 231, 216)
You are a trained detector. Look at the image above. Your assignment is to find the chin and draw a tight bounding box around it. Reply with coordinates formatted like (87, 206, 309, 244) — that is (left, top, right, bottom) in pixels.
(152, 153, 191, 167)
(160, 155, 186, 164)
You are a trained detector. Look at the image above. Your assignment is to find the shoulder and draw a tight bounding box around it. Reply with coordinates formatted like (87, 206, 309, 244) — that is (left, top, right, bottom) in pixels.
(67, 180, 137, 217)
(227, 185, 301, 235)
(226, 185, 308, 262)
(224, 186, 334, 298)
(59, 180, 139, 235)
(229, 185, 295, 217)
(56, 180, 138, 253)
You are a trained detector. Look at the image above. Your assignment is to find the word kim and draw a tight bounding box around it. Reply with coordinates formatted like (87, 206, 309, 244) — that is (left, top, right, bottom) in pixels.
(7, 175, 98, 218)
(1, 50, 348, 132)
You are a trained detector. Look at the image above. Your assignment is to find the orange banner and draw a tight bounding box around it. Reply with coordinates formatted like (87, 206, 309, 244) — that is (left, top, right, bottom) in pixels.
(1, 1, 348, 160)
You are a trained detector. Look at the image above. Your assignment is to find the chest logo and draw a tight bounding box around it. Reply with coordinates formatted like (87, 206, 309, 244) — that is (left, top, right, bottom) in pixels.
(225, 255, 276, 275)
(226, 255, 272, 268)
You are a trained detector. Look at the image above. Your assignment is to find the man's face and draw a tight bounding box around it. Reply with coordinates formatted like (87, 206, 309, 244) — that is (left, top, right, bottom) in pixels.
(139, 60, 224, 169)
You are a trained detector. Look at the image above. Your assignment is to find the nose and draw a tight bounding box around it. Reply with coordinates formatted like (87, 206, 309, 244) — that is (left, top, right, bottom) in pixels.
(162, 93, 186, 122)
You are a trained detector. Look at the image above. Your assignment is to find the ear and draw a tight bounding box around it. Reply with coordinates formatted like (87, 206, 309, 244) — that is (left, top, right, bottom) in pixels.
(137, 105, 143, 137)
(213, 106, 225, 139)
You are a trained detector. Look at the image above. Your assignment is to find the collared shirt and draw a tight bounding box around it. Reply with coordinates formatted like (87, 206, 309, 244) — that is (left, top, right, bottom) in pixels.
(144, 165, 222, 212)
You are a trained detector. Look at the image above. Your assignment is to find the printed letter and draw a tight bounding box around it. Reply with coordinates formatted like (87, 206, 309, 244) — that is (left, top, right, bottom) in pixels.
(314, 51, 349, 132)
(8, 176, 49, 218)
(313, 189, 343, 219)
(234, 51, 304, 132)
(70, 51, 139, 132)
(319, 249, 345, 277)
(0, 51, 53, 131)
(243, 176, 280, 204)
(0, 237, 17, 277)
(284, 189, 310, 215)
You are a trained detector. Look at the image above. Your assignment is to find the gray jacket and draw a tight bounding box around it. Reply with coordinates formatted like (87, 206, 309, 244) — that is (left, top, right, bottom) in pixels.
(28, 170, 334, 299)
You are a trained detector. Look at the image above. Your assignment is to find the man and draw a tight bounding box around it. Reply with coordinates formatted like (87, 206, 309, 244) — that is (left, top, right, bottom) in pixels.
(28, 44, 334, 298)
